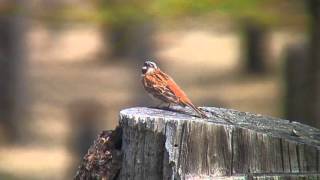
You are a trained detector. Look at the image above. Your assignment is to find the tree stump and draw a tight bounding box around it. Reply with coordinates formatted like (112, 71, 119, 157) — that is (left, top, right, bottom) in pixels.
(119, 106, 320, 180)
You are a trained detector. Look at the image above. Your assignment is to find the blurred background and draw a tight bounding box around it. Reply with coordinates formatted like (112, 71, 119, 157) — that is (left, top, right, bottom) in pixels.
(0, 0, 319, 179)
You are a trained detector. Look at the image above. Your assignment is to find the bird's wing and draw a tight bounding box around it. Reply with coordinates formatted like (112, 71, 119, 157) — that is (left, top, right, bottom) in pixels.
(157, 71, 193, 106)
(144, 72, 179, 103)
(160, 72, 207, 118)
(144, 70, 208, 118)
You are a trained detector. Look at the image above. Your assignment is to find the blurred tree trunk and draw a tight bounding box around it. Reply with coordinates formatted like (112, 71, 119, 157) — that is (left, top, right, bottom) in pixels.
(98, 0, 156, 106)
(305, 0, 320, 127)
(242, 21, 268, 74)
(286, 1, 320, 128)
(66, 100, 104, 179)
(0, 1, 28, 142)
(98, 0, 154, 62)
(103, 21, 154, 61)
(284, 44, 308, 122)
(102, 20, 156, 105)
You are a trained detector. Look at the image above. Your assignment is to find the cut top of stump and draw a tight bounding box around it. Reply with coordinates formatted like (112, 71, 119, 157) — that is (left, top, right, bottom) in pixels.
(120, 106, 320, 148)
(119, 106, 320, 179)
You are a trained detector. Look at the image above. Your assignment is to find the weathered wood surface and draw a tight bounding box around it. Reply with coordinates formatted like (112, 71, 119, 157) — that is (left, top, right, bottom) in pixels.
(119, 106, 320, 180)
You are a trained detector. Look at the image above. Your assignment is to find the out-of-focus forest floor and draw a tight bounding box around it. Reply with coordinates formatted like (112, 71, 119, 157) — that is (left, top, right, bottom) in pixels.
(0, 23, 303, 179)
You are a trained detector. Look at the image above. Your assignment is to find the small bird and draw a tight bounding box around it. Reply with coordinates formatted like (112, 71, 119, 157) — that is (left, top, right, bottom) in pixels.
(141, 60, 208, 118)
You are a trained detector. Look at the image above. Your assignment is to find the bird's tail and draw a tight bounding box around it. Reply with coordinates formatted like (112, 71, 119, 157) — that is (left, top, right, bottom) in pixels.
(186, 102, 208, 119)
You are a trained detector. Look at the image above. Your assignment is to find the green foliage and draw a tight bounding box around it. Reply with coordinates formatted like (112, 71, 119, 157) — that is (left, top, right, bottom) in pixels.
(97, 0, 150, 25)
(150, 0, 216, 17)
(34, 0, 305, 27)
(96, 0, 304, 26)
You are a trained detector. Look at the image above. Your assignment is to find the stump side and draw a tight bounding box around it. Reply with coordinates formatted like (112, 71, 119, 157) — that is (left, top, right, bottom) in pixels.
(119, 107, 320, 180)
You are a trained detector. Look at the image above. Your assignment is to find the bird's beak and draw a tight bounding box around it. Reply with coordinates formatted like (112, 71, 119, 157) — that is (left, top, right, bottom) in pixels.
(142, 66, 147, 74)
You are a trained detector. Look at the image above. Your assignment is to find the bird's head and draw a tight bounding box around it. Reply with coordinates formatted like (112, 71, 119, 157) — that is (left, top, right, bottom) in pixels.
(142, 61, 158, 75)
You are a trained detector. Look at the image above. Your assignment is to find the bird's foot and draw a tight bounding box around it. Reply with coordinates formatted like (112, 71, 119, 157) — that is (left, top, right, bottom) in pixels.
(150, 102, 170, 110)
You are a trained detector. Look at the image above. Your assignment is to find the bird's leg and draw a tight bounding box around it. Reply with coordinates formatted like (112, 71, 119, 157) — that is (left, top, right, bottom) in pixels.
(151, 102, 165, 109)
(156, 102, 165, 108)
(159, 103, 171, 110)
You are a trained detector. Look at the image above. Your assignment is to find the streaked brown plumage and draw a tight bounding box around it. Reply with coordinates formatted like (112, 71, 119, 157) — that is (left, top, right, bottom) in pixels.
(141, 61, 208, 118)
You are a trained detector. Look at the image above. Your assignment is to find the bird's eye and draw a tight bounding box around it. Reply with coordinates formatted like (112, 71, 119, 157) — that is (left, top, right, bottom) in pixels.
(144, 62, 148, 66)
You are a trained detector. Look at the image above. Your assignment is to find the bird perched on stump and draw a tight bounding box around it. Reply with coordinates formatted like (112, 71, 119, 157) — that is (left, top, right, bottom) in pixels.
(141, 60, 208, 118)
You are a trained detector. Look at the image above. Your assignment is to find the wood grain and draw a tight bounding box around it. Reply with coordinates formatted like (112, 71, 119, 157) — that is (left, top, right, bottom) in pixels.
(119, 106, 320, 179)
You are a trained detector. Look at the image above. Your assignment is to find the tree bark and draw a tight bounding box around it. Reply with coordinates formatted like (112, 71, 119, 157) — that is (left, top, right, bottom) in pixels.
(74, 128, 122, 180)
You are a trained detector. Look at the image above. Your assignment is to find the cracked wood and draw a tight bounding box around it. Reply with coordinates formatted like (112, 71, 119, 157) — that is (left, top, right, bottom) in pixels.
(118, 106, 320, 179)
